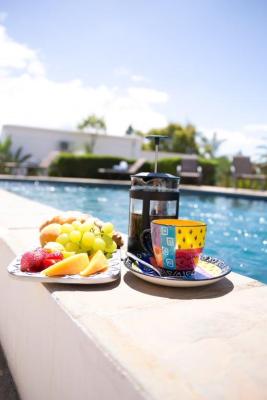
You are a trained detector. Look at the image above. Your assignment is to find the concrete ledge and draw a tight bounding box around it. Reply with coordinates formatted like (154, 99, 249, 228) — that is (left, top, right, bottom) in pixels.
(0, 189, 267, 400)
(0, 237, 147, 400)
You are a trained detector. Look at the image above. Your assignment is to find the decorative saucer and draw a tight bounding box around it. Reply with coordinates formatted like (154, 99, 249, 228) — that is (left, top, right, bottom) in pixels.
(124, 254, 231, 287)
(7, 250, 121, 285)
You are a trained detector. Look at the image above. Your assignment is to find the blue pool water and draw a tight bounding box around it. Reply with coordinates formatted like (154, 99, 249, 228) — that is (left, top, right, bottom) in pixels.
(1, 180, 267, 283)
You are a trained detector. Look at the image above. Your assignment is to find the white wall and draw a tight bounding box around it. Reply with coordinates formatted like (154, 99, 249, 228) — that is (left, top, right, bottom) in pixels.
(1, 125, 196, 164)
(2, 125, 142, 163)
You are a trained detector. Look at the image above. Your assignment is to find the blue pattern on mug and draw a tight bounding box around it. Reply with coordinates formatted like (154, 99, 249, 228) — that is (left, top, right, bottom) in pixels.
(160, 226, 176, 270)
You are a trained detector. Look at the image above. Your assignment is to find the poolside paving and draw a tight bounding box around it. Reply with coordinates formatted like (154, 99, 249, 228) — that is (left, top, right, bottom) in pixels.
(0, 188, 267, 400)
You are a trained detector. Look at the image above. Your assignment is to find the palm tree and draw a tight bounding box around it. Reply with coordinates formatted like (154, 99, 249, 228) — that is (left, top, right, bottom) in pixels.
(0, 136, 31, 164)
(77, 114, 106, 134)
(198, 132, 225, 158)
(77, 115, 107, 153)
(257, 144, 267, 163)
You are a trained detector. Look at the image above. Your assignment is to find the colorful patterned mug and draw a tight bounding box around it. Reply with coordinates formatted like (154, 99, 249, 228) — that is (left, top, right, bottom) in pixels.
(151, 219, 207, 271)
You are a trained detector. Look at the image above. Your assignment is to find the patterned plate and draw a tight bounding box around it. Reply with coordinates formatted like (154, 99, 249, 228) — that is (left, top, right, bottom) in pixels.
(7, 250, 121, 284)
(124, 254, 231, 287)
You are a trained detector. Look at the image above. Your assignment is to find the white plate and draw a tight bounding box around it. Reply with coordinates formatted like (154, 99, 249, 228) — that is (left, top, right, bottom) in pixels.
(124, 255, 231, 287)
(7, 250, 121, 284)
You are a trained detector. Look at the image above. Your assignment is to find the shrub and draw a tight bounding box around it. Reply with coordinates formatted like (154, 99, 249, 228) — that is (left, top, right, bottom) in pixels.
(198, 158, 218, 185)
(49, 153, 151, 179)
(157, 157, 182, 175)
(215, 157, 231, 187)
(49, 153, 217, 184)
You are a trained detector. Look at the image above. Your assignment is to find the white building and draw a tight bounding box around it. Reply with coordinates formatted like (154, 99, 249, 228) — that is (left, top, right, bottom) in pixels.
(1, 125, 143, 163)
(1, 124, 188, 166)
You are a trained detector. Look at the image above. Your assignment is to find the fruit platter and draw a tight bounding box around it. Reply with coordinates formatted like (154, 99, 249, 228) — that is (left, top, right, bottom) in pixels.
(7, 211, 124, 284)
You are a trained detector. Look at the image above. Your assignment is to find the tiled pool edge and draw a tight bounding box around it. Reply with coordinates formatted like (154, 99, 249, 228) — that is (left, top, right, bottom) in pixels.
(1, 174, 267, 200)
(1, 188, 267, 400)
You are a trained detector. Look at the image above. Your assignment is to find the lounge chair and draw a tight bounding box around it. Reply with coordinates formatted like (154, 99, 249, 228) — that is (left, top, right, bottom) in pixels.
(0, 151, 59, 176)
(176, 157, 202, 185)
(98, 158, 146, 179)
(231, 156, 266, 189)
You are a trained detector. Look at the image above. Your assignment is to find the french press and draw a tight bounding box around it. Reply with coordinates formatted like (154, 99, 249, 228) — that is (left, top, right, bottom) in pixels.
(127, 135, 180, 254)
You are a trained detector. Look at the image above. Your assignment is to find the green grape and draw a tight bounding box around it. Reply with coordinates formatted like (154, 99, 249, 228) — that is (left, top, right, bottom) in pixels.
(65, 242, 80, 252)
(80, 221, 94, 232)
(61, 223, 73, 234)
(69, 230, 82, 243)
(105, 231, 114, 238)
(72, 220, 82, 230)
(81, 232, 95, 250)
(102, 235, 117, 253)
(102, 234, 113, 248)
(106, 241, 117, 254)
(101, 222, 114, 235)
(44, 241, 65, 252)
(93, 237, 106, 252)
(56, 233, 69, 245)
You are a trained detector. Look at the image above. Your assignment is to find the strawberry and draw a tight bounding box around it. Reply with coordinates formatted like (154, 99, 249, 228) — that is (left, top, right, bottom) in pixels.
(42, 258, 57, 268)
(20, 248, 63, 273)
(21, 248, 46, 272)
(45, 250, 63, 261)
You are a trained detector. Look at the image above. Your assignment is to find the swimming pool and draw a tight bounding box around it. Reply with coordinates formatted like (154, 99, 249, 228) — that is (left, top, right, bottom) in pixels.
(1, 180, 267, 283)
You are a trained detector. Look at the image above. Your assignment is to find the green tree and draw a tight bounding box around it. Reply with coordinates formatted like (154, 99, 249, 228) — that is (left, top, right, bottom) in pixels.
(77, 114, 106, 134)
(145, 123, 199, 154)
(198, 132, 225, 158)
(257, 143, 267, 163)
(0, 136, 31, 164)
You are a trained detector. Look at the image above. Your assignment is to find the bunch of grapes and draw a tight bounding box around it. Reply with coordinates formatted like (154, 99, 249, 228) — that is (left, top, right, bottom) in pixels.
(56, 219, 117, 257)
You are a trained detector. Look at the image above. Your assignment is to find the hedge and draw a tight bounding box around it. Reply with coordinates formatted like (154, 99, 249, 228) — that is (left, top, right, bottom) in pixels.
(49, 153, 151, 179)
(49, 153, 218, 184)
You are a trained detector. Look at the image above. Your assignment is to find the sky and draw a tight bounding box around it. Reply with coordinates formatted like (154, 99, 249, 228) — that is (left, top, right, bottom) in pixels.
(0, 0, 267, 159)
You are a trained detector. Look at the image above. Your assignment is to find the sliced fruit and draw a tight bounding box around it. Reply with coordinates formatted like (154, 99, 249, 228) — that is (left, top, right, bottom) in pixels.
(80, 250, 108, 277)
(42, 253, 89, 276)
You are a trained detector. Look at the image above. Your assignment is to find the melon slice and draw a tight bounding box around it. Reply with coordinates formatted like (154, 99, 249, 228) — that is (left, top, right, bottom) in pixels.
(42, 253, 89, 276)
(80, 250, 108, 277)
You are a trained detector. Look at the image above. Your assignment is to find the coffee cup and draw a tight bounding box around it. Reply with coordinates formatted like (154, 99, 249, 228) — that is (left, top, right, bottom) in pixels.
(150, 219, 207, 271)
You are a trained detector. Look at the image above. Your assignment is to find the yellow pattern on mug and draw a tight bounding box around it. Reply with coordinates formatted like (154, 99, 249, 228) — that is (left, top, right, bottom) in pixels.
(176, 225, 206, 250)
